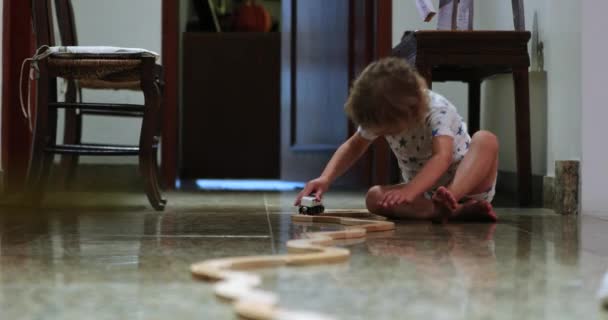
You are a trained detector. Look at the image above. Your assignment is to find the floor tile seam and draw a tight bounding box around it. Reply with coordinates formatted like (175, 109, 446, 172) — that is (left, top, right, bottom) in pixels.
(12, 234, 273, 238)
(263, 193, 277, 254)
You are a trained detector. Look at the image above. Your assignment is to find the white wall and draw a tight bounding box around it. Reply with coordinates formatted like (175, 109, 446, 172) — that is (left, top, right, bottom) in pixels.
(476, 0, 581, 177)
(392, 0, 581, 177)
(59, 0, 162, 164)
(581, 0, 608, 216)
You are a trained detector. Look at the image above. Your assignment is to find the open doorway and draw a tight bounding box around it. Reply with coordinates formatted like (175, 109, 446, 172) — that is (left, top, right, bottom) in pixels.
(179, 0, 281, 183)
(169, 0, 391, 190)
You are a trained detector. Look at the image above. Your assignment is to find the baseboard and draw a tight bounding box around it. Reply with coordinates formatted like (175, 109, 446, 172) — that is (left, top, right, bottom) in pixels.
(543, 176, 555, 209)
(495, 170, 544, 207)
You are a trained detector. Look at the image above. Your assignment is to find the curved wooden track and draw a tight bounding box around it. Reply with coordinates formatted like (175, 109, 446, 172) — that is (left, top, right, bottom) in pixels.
(190, 210, 395, 320)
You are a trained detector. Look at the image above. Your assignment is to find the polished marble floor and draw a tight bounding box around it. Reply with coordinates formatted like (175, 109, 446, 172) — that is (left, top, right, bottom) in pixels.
(0, 190, 607, 319)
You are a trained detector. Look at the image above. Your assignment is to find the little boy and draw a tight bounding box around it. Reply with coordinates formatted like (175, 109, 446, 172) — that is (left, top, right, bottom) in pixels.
(294, 57, 498, 222)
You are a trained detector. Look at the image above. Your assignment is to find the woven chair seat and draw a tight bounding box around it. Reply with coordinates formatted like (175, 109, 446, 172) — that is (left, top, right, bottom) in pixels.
(48, 56, 142, 82)
(78, 78, 141, 90)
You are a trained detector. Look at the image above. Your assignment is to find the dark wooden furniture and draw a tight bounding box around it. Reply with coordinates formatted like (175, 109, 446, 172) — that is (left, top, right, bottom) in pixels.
(392, 30, 532, 205)
(181, 32, 280, 179)
(1, 0, 34, 193)
(26, 0, 166, 210)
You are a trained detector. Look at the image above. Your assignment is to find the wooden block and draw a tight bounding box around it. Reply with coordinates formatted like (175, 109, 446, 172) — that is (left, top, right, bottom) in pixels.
(599, 271, 608, 309)
(554, 160, 579, 215)
(321, 208, 387, 220)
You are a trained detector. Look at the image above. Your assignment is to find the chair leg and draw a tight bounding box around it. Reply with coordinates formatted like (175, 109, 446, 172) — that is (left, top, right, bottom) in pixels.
(140, 59, 166, 211)
(61, 110, 81, 189)
(61, 80, 81, 189)
(513, 68, 533, 206)
(468, 80, 481, 134)
(26, 69, 55, 206)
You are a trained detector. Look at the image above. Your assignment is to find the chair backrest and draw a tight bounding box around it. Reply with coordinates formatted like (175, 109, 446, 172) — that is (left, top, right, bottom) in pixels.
(31, 0, 56, 47)
(31, 0, 78, 48)
(54, 0, 78, 46)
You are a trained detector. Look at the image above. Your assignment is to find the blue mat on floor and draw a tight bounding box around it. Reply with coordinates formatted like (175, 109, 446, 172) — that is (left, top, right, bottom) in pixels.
(195, 179, 305, 191)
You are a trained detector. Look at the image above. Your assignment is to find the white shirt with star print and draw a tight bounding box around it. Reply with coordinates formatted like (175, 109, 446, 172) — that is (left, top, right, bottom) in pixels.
(358, 90, 472, 190)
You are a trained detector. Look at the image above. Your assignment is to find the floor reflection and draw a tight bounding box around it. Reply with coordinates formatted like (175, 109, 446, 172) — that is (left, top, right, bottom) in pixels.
(0, 192, 604, 320)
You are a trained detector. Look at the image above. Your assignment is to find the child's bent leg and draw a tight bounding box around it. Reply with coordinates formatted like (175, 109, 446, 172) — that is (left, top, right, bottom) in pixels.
(366, 185, 436, 219)
(433, 131, 499, 211)
(448, 130, 499, 201)
(432, 131, 499, 222)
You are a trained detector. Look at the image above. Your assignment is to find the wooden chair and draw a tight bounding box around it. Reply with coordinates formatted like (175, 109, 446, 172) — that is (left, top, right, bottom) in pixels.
(26, 0, 167, 210)
(392, 1, 533, 206)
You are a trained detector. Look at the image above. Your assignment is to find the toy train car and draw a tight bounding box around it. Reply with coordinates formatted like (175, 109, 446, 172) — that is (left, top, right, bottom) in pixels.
(298, 195, 325, 215)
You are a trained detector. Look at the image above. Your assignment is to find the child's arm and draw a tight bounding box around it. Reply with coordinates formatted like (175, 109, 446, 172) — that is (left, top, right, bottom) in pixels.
(379, 136, 453, 208)
(295, 133, 373, 205)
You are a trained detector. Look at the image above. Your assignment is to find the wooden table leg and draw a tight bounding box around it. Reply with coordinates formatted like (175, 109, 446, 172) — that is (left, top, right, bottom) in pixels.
(513, 68, 532, 206)
(468, 80, 481, 134)
(417, 64, 433, 89)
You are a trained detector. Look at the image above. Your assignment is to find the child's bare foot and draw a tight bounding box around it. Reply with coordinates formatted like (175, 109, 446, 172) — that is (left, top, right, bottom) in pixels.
(431, 186, 458, 223)
(448, 200, 497, 223)
(432, 186, 458, 211)
(431, 186, 498, 223)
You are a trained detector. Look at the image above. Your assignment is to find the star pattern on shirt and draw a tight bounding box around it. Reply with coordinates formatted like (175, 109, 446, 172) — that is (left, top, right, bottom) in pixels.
(399, 138, 407, 148)
(388, 92, 470, 187)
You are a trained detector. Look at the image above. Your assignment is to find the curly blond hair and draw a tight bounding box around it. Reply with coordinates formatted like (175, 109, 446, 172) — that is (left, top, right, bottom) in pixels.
(344, 57, 429, 130)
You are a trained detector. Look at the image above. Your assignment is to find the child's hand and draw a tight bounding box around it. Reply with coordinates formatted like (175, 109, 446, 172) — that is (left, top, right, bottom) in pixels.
(294, 177, 330, 206)
(379, 186, 415, 209)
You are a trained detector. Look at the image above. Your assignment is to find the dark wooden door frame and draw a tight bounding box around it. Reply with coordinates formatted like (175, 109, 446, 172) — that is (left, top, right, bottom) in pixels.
(161, 0, 178, 189)
(1, 0, 179, 191)
(1, 0, 34, 193)
(348, 0, 393, 186)
(370, 0, 393, 186)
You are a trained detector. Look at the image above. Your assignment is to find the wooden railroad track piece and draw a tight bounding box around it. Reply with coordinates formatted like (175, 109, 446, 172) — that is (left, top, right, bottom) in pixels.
(190, 210, 395, 320)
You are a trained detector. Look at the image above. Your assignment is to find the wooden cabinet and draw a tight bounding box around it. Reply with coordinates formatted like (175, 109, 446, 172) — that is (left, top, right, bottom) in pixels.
(181, 32, 280, 179)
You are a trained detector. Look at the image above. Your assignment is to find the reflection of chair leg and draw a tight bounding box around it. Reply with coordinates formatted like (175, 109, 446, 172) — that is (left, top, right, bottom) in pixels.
(513, 68, 532, 206)
(61, 112, 81, 188)
(38, 106, 59, 203)
(61, 81, 81, 189)
(140, 58, 166, 211)
(150, 137, 167, 206)
(26, 129, 47, 205)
